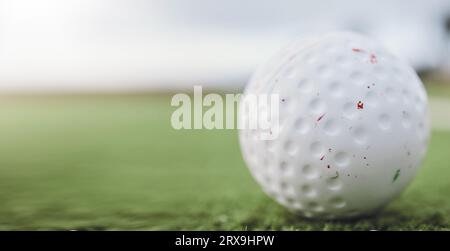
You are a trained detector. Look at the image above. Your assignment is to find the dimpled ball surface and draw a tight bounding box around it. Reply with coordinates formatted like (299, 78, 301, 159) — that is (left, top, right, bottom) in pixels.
(238, 32, 430, 219)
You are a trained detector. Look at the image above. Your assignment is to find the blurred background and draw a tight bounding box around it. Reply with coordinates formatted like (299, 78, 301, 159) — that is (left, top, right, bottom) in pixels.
(0, 0, 449, 91)
(0, 0, 449, 230)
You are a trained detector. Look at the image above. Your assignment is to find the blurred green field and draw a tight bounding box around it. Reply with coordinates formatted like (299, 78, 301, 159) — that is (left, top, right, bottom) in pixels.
(0, 82, 449, 230)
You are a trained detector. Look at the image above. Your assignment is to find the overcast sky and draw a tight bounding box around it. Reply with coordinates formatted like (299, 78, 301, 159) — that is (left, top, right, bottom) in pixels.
(0, 0, 449, 92)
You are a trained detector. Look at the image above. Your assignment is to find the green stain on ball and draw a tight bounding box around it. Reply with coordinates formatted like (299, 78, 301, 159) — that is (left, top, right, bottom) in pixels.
(393, 169, 401, 183)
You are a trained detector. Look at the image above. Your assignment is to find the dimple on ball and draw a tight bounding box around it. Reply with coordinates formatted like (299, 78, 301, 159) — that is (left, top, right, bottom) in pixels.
(239, 32, 430, 219)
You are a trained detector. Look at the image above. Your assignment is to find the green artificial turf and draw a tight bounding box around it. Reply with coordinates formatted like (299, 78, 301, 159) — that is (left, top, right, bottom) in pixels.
(0, 83, 449, 230)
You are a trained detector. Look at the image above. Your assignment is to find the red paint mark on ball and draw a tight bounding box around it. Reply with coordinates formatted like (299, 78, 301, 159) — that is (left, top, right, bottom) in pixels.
(317, 113, 326, 122)
(370, 53, 377, 64)
(352, 48, 363, 52)
(357, 101, 364, 109)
